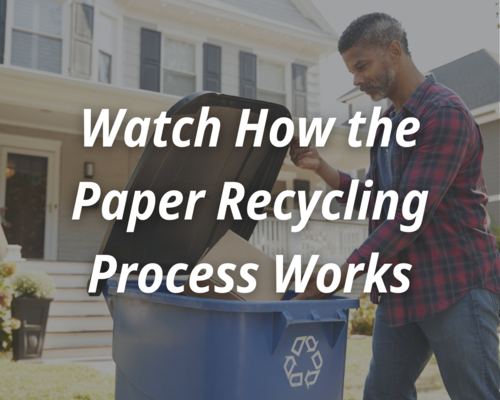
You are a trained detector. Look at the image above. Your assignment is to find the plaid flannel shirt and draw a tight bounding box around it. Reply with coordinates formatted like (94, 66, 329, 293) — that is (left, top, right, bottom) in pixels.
(337, 74, 500, 327)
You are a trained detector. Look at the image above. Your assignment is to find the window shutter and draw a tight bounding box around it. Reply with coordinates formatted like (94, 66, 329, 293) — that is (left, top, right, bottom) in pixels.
(0, 0, 6, 64)
(239, 51, 256, 99)
(292, 63, 308, 118)
(203, 43, 221, 92)
(140, 28, 161, 92)
(70, 2, 93, 79)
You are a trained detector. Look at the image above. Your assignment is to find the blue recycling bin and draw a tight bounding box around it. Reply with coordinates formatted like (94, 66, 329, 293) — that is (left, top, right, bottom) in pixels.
(93, 93, 360, 399)
(104, 279, 359, 400)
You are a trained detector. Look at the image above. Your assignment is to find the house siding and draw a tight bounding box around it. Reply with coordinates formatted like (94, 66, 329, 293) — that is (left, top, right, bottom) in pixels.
(0, 123, 142, 262)
(481, 119, 500, 227)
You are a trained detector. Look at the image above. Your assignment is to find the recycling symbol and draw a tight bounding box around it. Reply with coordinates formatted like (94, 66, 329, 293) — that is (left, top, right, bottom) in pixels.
(283, 336, 322, 388)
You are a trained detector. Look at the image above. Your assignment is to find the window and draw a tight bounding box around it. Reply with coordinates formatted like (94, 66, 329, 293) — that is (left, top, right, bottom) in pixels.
(11, 0, 62, 74)
(98, 51, 111, 83)
(163, 37, 196, 97)
(293, 179, 310, 209)
(257, 59, 285, 106)
(292, 64, 307, 117)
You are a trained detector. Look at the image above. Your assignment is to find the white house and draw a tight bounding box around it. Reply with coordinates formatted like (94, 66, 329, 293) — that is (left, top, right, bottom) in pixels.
(0, 0, 369, 358)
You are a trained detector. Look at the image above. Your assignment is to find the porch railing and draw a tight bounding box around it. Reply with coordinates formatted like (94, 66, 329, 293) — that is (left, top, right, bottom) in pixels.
(249, 212, 369, 266)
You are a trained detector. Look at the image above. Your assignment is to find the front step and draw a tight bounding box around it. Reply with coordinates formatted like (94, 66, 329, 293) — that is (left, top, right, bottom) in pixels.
(42, 346, 113, 359)
(50, 274, 93, 288)
(21, 261, 115, 359)
(49, 300, 109, 317)
(47, 315, 113, 332)
(54, 288, 105, 302)
(44, 331, 112, 349)
(21, 261, 94, 275)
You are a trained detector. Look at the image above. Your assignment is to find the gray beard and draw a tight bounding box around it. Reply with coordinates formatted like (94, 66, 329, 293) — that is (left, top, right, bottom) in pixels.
(366, 66, 395, 102)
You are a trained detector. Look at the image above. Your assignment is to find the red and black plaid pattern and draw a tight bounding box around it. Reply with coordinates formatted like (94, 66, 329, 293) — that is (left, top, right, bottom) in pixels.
(337, 74, 500, 327)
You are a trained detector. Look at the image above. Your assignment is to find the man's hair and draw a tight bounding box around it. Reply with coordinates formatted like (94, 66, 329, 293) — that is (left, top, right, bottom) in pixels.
(338, 13, 411, 57)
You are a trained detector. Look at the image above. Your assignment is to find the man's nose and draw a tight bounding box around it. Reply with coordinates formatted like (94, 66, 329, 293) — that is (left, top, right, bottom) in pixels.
(353, 73, 365, 87)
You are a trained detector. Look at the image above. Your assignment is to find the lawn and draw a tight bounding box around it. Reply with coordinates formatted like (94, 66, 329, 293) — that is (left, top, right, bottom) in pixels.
(0, 359, 114, 400)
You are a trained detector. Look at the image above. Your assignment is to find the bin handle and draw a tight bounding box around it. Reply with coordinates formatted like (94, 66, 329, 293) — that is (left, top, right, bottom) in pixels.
(272, 310, 347, 354)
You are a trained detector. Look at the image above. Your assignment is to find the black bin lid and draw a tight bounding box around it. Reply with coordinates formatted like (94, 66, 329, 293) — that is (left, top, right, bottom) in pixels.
(91, 92, 291, 295)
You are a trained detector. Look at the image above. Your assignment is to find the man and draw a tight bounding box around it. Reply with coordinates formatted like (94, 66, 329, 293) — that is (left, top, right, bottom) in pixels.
(290, 13, 500, 400)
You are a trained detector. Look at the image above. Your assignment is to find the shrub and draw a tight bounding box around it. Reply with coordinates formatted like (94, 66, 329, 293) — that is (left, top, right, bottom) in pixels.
(11, 271, 55, 299)
(349, 293, 377, 336)
(0, 261, 20, 352)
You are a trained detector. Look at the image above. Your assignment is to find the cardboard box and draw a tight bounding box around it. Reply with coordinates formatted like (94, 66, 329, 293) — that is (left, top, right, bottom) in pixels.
(184, 230, 288, 301)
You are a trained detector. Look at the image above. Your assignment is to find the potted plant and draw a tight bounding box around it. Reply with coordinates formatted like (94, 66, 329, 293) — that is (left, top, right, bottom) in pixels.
(11, 270, 55, 360)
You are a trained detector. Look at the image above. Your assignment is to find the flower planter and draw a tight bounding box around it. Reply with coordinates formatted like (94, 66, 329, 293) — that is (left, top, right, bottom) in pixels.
(11, 297, 53, 360)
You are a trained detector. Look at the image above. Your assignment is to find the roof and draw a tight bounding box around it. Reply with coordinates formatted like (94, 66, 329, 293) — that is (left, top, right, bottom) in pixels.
(430, 49, 500, 110)
(216, 0, 335, 36)
(337, 49, 500, 110)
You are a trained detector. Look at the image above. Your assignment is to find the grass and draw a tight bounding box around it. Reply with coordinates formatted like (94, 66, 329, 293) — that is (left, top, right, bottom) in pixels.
(0, 359, 114, 400)
(344, 335, 451, 400)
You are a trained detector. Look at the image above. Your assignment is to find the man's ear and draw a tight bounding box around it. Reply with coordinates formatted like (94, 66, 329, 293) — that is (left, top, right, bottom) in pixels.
(387, 40, 403, 64)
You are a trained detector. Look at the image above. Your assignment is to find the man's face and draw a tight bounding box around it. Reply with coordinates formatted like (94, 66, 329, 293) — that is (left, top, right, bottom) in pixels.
(342, 45, 395, 102)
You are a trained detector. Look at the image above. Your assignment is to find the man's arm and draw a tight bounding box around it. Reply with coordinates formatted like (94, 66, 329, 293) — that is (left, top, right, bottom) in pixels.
(290, 106, 474, 299)
(347, 106, 472, 267)
(288, 137, 370, 300)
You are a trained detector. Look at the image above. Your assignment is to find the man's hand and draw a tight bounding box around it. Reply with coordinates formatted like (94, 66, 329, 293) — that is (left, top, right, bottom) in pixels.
(291, 272, 335, 301)
(289, 136, 321, 171)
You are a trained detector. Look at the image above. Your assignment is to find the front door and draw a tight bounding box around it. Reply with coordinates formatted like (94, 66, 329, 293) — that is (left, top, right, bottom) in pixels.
(5, 153, 48, 258)
(0, 134, 61, 260)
